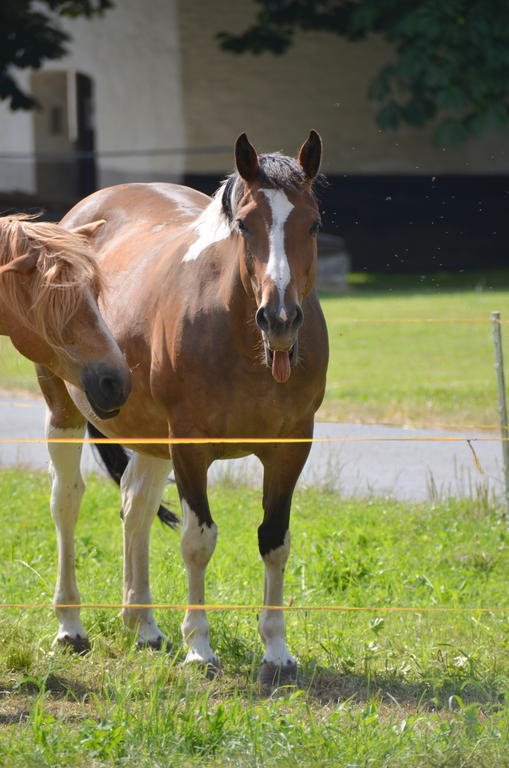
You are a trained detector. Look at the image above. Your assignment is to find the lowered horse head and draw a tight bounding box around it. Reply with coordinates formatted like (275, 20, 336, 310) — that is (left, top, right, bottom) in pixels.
(0, 215, 130, 418)
(222, 130, 322, 383)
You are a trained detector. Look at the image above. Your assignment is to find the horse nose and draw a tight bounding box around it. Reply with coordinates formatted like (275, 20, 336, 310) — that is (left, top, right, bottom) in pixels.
(255, 302, 304, 340)
(82, 362, 131, 418)
(99, 373, 123, 402)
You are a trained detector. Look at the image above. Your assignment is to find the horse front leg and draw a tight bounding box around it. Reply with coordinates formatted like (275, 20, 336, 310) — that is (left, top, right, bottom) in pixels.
(120, 452, 172, 648)
(37, 365, 89, 652)
(257, 441, 311, 687)
(172, 446, 219, 671)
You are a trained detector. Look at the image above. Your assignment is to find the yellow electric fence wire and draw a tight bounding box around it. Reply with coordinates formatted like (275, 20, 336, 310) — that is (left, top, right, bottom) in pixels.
(0, 603, 507, 613)
(338, 318, 509, 323)
(0, 436, 507, 444)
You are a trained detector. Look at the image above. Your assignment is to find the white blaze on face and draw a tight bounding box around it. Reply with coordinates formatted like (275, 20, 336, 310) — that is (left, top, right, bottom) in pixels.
(260, 189, 294, 304)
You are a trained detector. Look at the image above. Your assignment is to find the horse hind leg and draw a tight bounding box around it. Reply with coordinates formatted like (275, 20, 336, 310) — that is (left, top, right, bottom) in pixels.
(45, 411, 89, 653)
(120, 452, 172, 648)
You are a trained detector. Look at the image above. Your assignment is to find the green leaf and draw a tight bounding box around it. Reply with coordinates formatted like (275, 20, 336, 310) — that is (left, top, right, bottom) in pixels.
(433, 118, 469, 147)
(435, 86, 467, 111)
(376, 102, 403, 131)
(349, 3, 380, 35)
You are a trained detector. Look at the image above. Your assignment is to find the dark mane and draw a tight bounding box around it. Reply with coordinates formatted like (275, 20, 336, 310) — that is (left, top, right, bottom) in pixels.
(221, 153, 319, 222)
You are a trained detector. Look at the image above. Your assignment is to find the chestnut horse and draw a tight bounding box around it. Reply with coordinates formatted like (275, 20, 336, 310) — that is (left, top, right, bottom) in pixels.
(46, 131, 328, 684)
(0, 215, 130, 417)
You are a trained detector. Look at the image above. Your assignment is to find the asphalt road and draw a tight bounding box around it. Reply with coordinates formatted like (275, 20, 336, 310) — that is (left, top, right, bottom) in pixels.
(0, 394, 503, 503)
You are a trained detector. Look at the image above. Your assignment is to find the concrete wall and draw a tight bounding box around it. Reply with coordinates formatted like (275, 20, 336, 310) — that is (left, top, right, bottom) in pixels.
(178, 0, 509, 176)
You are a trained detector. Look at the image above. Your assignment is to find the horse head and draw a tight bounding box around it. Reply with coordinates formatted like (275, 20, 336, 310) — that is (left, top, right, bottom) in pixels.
(231, 131, 322, 383)
(0, 216, 131, 418)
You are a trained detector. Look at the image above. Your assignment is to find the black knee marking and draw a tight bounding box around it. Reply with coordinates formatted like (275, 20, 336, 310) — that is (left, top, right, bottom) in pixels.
(258, 519, 289, 558)
(178, 489, 214, 528)
(258, 492, 292, 557)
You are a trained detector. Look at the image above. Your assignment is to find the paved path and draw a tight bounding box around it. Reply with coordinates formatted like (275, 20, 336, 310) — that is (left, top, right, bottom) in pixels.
(0, 395, 503, 502)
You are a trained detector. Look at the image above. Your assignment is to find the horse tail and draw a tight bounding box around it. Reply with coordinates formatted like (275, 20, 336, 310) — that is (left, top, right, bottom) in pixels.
(86, 422, 180, 529)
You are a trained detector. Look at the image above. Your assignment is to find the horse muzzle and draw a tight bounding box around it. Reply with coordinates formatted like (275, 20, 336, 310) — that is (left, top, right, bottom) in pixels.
(255, 302, 303, 384)
(82, 361, 131, 419)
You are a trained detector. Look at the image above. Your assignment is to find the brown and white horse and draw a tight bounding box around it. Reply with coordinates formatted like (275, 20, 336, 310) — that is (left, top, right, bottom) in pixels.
(47, 131, 328, 683)
(0, 215, 130, 418)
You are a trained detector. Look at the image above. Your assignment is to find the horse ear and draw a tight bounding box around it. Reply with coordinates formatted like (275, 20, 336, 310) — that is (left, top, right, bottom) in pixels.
(235, 133, 259, 182)
(0, 251, 38, 276)
(70, 219, 106, 240)
(297, 130, 322, 181)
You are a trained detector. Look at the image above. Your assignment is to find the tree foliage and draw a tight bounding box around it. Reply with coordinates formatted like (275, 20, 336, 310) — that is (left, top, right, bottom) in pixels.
(0, 0, 112, 110)
(218, 0, 509, 146)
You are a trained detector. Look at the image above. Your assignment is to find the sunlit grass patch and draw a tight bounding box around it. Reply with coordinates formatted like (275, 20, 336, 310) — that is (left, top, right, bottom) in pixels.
(0, 470, 508, 766)
(319, 279, 509, 426)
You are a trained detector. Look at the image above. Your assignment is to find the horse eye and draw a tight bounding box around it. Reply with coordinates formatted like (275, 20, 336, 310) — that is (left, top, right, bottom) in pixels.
(237, 219, 248, 235)
(310, 221, 320, 236)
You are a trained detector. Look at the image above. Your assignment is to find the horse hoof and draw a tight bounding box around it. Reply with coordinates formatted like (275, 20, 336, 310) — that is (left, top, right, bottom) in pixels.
(205, 661, 222, 680)
(55, 634, 91, 655)
(136, 636, 172, 653)
(183, 654, 222, 679)
(257, 661, 300, 690)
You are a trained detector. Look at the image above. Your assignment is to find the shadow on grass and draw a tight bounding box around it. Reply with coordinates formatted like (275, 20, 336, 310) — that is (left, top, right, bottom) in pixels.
(0, 711, 30, 725)
(319, 268, 509, 298)
(302, 663, 506, 711)
(1, 672, 97, 701)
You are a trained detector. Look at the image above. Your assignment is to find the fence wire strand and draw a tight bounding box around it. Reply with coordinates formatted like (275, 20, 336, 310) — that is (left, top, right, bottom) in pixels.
(0, 603, 507, 613)
(1, 312, 508, 617)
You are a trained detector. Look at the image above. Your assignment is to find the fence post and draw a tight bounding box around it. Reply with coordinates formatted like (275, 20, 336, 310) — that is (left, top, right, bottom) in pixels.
(492, 311, 509, 517)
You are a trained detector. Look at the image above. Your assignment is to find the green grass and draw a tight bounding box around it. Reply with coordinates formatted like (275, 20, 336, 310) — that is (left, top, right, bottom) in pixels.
(1, 269, 509, 427)
(0, 337, 37, 393)
(0, 470, 508, 766)
(318, 270, 509, 427)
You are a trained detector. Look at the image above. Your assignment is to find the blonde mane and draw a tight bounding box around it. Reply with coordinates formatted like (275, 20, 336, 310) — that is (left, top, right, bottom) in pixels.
(0, 214, 104, 347)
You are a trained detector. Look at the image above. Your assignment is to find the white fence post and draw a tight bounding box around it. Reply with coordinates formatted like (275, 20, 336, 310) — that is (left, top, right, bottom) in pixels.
(492, 311, 509, 517)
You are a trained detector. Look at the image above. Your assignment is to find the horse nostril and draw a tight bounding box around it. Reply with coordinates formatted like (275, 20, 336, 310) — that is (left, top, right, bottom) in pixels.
(99, 375, 119, 398)
(291, 305, 304, 331)
(255, 305, 269, 332)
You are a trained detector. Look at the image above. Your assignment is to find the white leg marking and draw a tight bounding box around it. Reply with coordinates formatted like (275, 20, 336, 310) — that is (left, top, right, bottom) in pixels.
(180, 500, 218, 665)
(260, 188, 294, 305)
(46, 415, 87, 645)
(121, 453, 172, 645)
(259, 530, 296, 666)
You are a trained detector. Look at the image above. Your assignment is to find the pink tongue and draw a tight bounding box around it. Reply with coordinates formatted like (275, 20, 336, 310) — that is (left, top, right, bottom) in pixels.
(272, 350, 291, 383)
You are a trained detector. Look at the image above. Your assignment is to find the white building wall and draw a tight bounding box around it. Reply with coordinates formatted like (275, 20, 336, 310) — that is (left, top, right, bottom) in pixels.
(56, 0, 185, 187)
(0, 71, 36, 194)
(0, 0, 185, 196)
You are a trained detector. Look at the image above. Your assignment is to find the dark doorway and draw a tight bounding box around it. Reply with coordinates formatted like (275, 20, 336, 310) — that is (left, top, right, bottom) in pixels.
(75, 73, 96, 198)
(31, 70, 97, 202)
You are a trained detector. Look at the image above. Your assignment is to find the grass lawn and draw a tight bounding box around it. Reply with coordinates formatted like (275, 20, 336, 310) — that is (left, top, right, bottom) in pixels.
(1, 270, 508, 429)
(319, 291, 509, 428)
(0, 470, 508, 766)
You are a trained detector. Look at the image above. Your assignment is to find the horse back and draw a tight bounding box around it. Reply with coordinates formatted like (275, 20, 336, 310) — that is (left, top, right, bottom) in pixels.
(61, 182, 210, 247)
